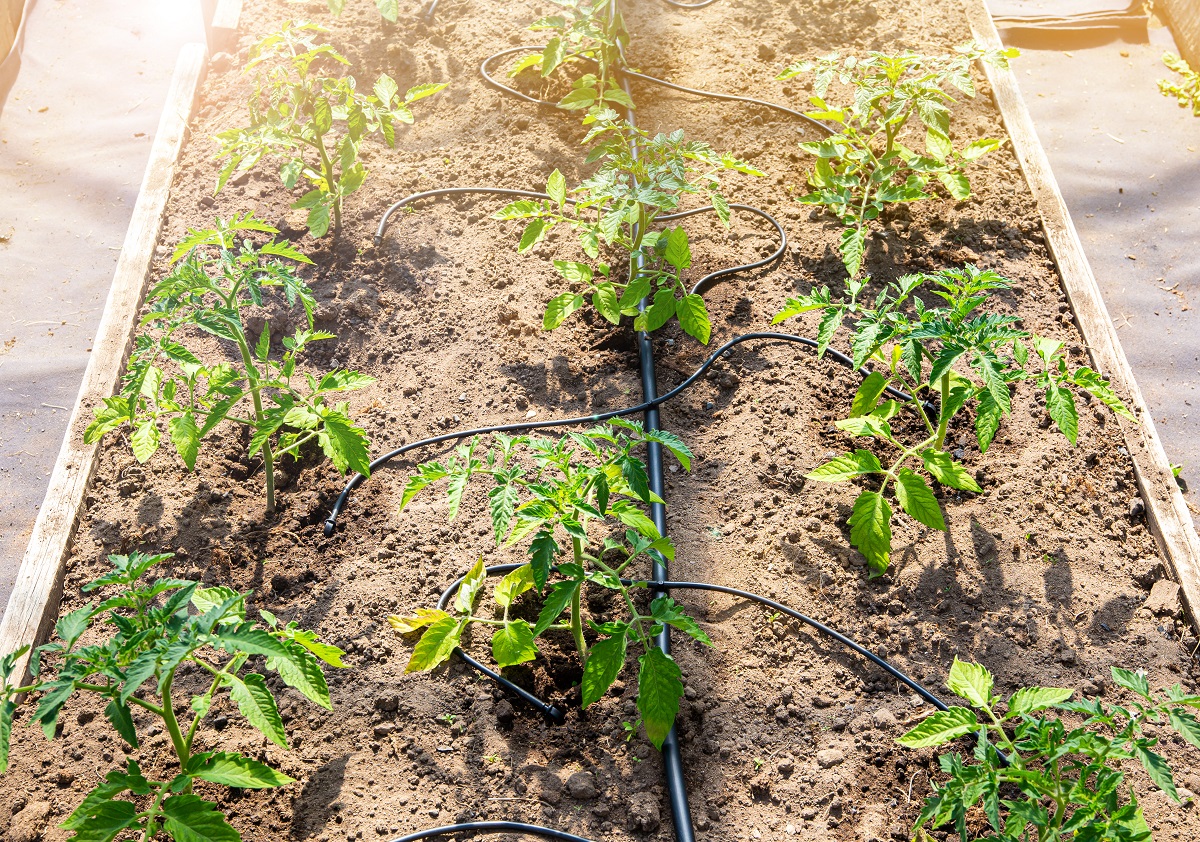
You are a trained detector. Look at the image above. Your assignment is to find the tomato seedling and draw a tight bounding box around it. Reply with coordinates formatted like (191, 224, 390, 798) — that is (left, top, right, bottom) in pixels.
(774, 265, 1132, 575)
(214, 21, 446, 236)
(495, 112, 762, 344)
(325, 0, 401, 22)
(778, 45, 1016, 279)
(390, 419, 707, 748)
(0, 551, 344, 842)
(85, 214, 374, 515)
(507, 0, 634, 117)
(899, 658, 1200, 842)
(1159, 52, 1200, 117)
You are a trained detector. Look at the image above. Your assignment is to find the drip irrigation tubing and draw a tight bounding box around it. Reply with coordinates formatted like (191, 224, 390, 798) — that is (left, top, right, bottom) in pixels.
(387, 824, 597, 842)
(432, 562, 952, 725)
(322, 329, 923, 536)
(372, 185, 787, 296)
(478, 46, 834, 135)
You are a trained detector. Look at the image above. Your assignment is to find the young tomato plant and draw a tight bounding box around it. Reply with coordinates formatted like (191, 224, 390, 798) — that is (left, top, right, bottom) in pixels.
(84, 214, 374, 516)
(495, 113, 763, 344)
(1159, 52, 1200, 116)
(0, 551, 344, 842)
(898, 658, 1200, 841)
(214, 21, 446, 236)
(507, 0, 634, 116)
(388, 419, 707, 748)
(778, 45, 1016, 279)
(774, 265, 1132, 575)
(325, 0, 401, 23)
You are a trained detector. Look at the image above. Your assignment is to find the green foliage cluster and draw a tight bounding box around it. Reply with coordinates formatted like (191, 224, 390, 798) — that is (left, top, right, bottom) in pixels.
(495, 113, 762, 344)
(508, 0, 633, 116)
(775, 266, 1131, 575)
(778, 45, 1017, 278)
(390, 419, 706, 747)
(0, 552, 344, 842)
(84, 215, 374, 515)
(899, 659, 1200, 842)
(325, 0, 401, 23)
(214, 21, 445, 236)
(1158, 52, 1200, 116)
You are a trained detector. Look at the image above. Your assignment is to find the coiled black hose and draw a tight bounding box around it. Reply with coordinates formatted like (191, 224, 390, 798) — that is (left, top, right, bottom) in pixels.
(322, 330, 921, 536)
(478, 46, 833, 135)
(372, 185, 788, 296)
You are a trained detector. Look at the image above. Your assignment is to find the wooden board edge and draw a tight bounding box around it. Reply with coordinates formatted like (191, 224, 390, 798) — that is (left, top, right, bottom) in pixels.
(208, 0, 243, 55)
(964, 0, 1200, 632)
(1159, 0, 1200, 72)
(0, 43, 207, 683)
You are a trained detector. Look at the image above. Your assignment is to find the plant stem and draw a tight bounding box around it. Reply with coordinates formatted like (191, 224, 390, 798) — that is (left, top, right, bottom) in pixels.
(160, 673, 191, 789)
(234, 332, 276, 515)
(315, 130, 340, 231)
(570, 536, 588, 661)
(933, 371, 952, 450)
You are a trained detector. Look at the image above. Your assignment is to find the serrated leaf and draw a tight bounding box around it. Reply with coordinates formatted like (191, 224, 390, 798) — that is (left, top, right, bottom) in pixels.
(676, 294, 711, 345)
(840, 227, 866, 278)
(103, 699, 139, 750)
(650, 597, 712, 646)
(1046, 384, 1079, 445)
(1168, 708, 1200, 750)
(851, 372, 889, 418)
(131, 419, 160, 463)
(454, 557, 486, 615)
(664, 227, 691, 270)
(582, 633, 627, 707)
(948, 658, 994, 707)
(489, 482, 521, 544)
(543, 293, 584, 330)
(518, 219, 548, 252)
(191, 752, 294, 789)
(806, 449, 882, 481)
(897, 706, 980, 747)
(546, 169, 566, 206)
(638, 647, 683, 749)
(922, 450, 981, 493)
(634, 289, 677, 334)
(1006, 686, 1073, 717)
(388, 608, 450, 634)
(1112, 667, 1152, 700)
(161, 794, 240, 842)
(848, 490, 892, 574)
(1135, 745, 1179, 802)
(319, 413, 371, 476)
(224, 672, 286, 747)
(0, 700, 13, 774)
(895, 469, 946, 531)
(168, 412, 200, 470)
(265, 640, 332, 710)
(975, 390, 1002, 453)
(405, 615, 462, 673)
(64, 798, 138, 842)
(492, 621, 538, 668)
(592, 282, 621, 325)
(494, 564, 535, 609)
(533, 579, 580, 636)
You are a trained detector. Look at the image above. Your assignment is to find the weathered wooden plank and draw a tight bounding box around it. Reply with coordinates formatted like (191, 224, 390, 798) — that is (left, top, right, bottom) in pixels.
(964, 0, 1200, 631)
(1160, 0, 1200, 71)
(0, 43, 207, 682)
(208, 0, 243, 54)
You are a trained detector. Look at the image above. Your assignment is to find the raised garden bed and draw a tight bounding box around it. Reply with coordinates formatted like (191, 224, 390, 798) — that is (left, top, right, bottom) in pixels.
(2, 0, 1199, 841)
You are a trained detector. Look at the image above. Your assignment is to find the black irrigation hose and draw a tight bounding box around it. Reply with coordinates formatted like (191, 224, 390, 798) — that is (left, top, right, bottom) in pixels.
(478, 46, 834, 136)
(321, 330, 922, 536)
(388, 822, 597, 842)
(431, 563, 952, 726)
(372, 185, 787, 296)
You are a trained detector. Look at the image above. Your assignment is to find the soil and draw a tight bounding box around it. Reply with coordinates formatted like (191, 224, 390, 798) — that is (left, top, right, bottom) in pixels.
(3, 0, 1200, 841)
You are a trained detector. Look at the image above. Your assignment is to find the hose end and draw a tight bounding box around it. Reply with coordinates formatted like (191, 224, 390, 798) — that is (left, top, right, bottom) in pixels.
(545, 705, 566, 725)
(323, 518, 336, 537)
(372, 235, 382, 248)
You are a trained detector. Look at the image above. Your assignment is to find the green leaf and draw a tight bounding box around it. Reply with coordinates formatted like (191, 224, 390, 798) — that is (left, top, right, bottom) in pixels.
(518, 219, 548, 252)
(895, 469, 946, 531)
(265, 641, 332, 710)
(975, 390, 1002, 453)
(454, 557, 486, 615)
(835, 415, 894, 441)
(544, 293, 584, 330)
(650, 597, 712, 646)
(191, 752, 294, 789)
(582, 633, 627, 707)
(388, 608, 450, 634)
(896, 706, 980, 747)
(0, 700, 13, 774)
(131, 420, 160, 463)
(528, 529, 559, 593)
(922, 450, 982, 493)
(676, 294, 711, 345)
(664, 227, 691, 270)
(851, 372, 889, 417)
(56, 603, 95, 647)
(489, 482, 521, 544)
(848, 490, 892, 575)
(492, 621, 538, 669)
(215, 628, 290, 660)
(1112, 667, 1152, 700)
(191, 586, 243, 620)
(1006, 686, 1073, 717)
(533, 579, 580, 636)
(634, 289, 677, 333)
(638, 647, 684, 749)
(224, 672, 287, 747)
(541, 37, 566, 77)
(546, 169, 566, 206)
(1135, 745, 1179, 802)
(319, 413, 371, 476)
(168, 412, 201, 470)
(312, 97, 333, 134)
(806, 449, 882, 482)
(63, 798, 138, 842)
(161, 794, 240, 842)
(621, 456, 651, 502)
(494, 564, 535, 609)
(937, 171, 971, 200)
(840, 227, 866, 278)
(103, 699, 139, 749)
(948, 658, 994, 707)
(1046, 384, 1079, 445)
(592, 282, 621, 325)
(1168, 708, 1200, 750)
(405, 615, 462, 673)
(375, 0, 400, 21)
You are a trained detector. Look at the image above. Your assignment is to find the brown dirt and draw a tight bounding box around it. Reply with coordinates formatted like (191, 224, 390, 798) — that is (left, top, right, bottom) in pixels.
(2, 0, 1200, 841)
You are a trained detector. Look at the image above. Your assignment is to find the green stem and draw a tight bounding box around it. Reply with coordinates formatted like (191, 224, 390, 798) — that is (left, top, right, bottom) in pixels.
(570, 537, 588, 661)
(234, 331, 276, 515)
(933, 371, 951, 450)
(160, 673, 191, 789)
(314, 129, 340, 231)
